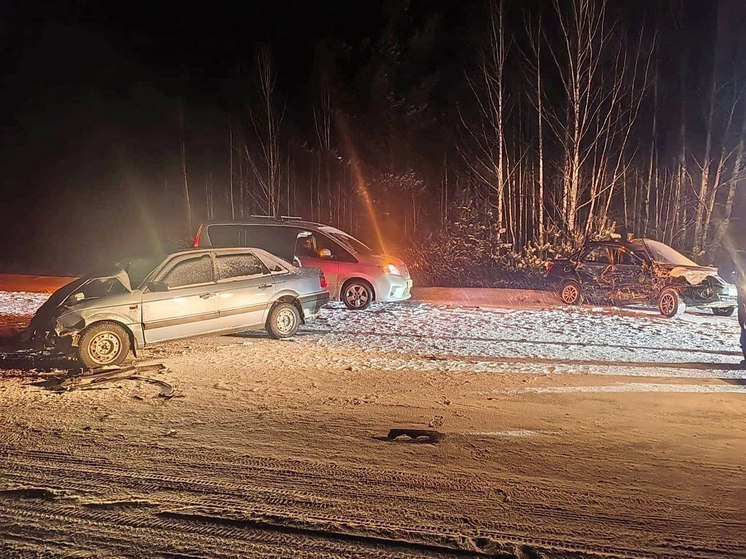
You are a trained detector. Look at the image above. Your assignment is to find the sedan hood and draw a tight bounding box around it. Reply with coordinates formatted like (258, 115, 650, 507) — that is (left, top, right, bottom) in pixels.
(24, 269, 131, 338)
(664, 265, 720, 286)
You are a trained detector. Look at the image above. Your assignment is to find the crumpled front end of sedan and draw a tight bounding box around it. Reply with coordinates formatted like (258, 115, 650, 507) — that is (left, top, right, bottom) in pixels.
(670, 269, 738, 309)
(22, 270, 137, 352)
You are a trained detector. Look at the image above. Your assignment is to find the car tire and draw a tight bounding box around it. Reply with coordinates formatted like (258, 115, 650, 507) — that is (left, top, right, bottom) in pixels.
(658, 288, 686, 318)
(712, 306, 735, 317)
(559, 280, 583, 305)
(77, 321, 130, 369)
(342, 279, 373, 310)
(266, 302, 301, 339)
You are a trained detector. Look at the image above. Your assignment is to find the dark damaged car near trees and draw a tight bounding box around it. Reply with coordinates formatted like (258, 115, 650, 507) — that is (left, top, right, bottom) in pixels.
(546, 239, 738, 318)
(21, 248, 329, 369)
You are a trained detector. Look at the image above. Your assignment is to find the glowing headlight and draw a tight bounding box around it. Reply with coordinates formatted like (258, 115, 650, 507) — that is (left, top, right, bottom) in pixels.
(381, 263, 401, 276)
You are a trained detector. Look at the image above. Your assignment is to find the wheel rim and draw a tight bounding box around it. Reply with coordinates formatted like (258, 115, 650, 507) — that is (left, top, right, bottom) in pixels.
(88, 331, 121, 365)
(345, 284, 369, 308)
(660, 293, 676, 315)
(561, 284, 579, 304)
(275, 308, 297, 335)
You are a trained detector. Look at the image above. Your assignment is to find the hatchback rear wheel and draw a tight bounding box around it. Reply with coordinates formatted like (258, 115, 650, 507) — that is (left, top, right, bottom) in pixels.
(712, 306, 735, 317)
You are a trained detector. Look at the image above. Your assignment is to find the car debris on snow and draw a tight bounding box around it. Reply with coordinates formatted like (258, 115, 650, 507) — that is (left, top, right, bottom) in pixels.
(27, 363, 176, 398)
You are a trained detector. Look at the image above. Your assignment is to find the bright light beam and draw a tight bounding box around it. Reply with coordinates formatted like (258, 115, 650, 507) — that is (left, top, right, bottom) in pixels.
(334, 113, 387, 255)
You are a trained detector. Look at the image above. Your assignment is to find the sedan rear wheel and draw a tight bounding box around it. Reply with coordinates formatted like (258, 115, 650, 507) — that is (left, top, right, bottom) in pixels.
(77, 322, 130, 369)
(266, 302, 300, 339)
(559, 281, 582, 305)
(658, 288, 686, 318)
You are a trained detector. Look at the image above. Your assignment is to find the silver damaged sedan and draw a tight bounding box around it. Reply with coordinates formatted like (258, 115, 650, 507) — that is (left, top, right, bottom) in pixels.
(24, 248, 330, 368)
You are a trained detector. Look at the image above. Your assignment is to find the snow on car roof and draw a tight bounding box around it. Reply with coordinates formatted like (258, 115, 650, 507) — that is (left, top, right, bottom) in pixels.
(635, 239, 699, 267)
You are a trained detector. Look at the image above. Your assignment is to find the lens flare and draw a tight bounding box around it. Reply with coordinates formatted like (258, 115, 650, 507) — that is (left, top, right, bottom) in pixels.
(334, 113, 387, 255)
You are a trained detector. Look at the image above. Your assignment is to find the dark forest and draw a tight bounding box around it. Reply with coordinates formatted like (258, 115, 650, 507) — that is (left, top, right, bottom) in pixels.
(2, 0, 746, 282)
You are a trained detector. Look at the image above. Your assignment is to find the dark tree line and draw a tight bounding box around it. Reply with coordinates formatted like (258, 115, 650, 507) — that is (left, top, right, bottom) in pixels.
(171, 0, 746, 269)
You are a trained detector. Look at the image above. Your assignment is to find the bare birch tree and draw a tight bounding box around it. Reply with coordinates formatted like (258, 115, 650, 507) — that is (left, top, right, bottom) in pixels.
(461, 0, 510, 244)
(178, 99, 192, 235)
(245, 46, 284, 217)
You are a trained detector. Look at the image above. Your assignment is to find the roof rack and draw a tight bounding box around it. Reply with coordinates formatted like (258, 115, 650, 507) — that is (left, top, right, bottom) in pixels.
(249, 215, 304, 221)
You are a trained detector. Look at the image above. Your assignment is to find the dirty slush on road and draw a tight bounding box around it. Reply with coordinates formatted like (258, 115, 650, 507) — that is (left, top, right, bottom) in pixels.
(1, 296, 745, 558)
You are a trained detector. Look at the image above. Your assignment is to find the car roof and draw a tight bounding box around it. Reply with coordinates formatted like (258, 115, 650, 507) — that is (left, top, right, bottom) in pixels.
(164, 247, 283, 258)
(200, 217, 327, 231)
(582, 240, 632, 249)
(583, 238, 657, 248)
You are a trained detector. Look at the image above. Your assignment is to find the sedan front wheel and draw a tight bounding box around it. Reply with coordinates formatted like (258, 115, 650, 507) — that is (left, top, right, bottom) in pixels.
(658, 288, 686, 318)
(77, 322, 130, 369)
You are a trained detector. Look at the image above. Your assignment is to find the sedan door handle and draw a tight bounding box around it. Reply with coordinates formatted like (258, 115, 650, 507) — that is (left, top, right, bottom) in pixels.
(199, 292, 215, 299)
(257, 283, 272, 290)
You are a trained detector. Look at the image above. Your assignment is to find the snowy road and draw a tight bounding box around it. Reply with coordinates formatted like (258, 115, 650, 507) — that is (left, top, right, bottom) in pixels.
(1, 292, 745, 558)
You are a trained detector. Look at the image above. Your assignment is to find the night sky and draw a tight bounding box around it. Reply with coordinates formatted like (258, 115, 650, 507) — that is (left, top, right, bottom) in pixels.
(1, 1, 741, 273)
(1, 1, 473, 272)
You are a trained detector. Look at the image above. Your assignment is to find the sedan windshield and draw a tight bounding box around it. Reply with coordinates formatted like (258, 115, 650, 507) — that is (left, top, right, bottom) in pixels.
(640, 239, 698, 267)
(122, 256, 165, 288)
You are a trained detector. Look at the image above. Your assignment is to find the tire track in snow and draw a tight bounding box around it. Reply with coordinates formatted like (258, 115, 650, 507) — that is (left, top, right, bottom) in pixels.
(2, 444, 743, 558)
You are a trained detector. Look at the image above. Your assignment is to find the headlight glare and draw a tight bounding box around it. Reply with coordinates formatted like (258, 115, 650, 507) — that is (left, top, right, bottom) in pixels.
(381, 263, 401, 276)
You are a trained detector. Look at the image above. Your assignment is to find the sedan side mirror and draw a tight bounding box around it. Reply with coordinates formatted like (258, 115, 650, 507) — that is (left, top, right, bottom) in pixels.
(149, 281, 169, 292)
(318, 248, 332, 259)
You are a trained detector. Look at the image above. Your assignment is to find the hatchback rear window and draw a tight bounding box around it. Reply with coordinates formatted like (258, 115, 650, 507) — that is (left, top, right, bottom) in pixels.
(207, 225, 241, 247)
(206, 225, 299, 262)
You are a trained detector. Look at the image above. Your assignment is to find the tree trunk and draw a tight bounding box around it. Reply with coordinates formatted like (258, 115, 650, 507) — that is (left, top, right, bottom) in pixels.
(178, 101, 192, 236)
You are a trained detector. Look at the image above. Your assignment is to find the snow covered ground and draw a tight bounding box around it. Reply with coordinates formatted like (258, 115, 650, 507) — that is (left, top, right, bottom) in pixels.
(305, 301, 746, 388)
(2, 291, 744, 389)
(1, 291, 744, 558)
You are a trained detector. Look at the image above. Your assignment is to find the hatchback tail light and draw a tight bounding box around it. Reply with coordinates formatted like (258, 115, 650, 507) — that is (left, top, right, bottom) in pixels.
(192, 225, 203, 248)
(545, 261, 555, 273)
(320, 274, 328, 289)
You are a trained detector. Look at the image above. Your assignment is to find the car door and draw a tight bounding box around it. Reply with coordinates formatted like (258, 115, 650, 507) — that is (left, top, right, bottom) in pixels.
(294, 231, 349, 295)
(215, 251, 276, 331)
(576, 245, 613, 288)
(141, 253, 221, 344)
(609, 246, 644, 286)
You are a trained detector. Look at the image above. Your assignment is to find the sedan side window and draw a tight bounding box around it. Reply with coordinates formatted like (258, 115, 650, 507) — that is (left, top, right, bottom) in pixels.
(161, 255, 214, 289)
(616, 248, 643, 265)
(216, 254, 268, 281)
(583, 247, 611, 264)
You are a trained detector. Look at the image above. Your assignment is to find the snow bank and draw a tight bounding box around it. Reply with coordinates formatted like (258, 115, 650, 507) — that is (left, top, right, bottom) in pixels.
(1, 290, 743, 385)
